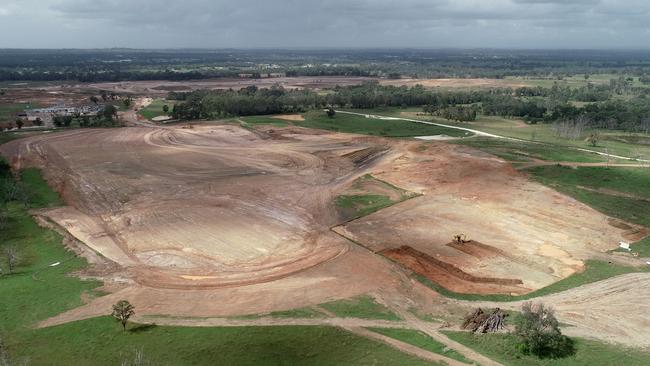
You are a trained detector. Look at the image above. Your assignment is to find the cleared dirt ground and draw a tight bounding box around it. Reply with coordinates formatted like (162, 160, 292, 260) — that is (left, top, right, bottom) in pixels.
(18, 76, 531, 97)
(3, 124, 400, 289)
(380, 78, 528, 89)
(333, 143, 634, 294)
(68, 76, 379, 95)
(1, 119, 642, 348)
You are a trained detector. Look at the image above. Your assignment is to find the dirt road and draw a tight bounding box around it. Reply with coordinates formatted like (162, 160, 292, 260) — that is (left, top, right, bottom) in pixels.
(337, 110, 650, 164)
(466, 272, 650, 347)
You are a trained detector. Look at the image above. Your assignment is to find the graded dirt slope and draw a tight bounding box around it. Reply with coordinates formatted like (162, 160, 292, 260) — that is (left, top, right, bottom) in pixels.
(0, 122, 638, 329)
(2, 124, 397, 289)
(334, 144, 633, 294)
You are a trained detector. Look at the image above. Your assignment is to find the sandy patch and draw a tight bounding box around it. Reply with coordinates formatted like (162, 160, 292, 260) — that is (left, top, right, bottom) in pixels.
(272, 114, 305, 122)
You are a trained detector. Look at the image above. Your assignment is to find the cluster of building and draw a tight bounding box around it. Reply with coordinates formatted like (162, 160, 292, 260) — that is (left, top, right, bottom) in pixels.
(19, 104, 104, 126)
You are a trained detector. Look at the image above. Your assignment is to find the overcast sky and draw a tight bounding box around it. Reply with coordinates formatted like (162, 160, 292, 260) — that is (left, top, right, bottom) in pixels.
(1, 0, 649, 49)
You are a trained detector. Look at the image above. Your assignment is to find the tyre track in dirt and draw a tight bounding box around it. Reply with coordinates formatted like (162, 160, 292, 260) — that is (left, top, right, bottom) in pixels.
(464, 272, 650, 347)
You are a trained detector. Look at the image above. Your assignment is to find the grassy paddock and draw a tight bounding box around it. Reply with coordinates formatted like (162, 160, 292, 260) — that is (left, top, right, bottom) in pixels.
(349, 107, 650, 159)
(456, 138, 606, 163)
(12, 319, 437, 366)
(443, 331, 650, 366)
(138, 99, 172, 120)
(0, 103, 31, 124)
(335, 194, 394, 217)
(527, 166, 650, 228)
(335, 174, 419, 219)
(367, 327, 469, 363)
(319, 295, 401, 321)
(297, 111, 470, 137)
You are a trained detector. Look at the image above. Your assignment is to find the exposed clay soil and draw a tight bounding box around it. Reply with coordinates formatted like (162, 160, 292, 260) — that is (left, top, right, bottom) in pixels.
(0, 116, 642, 334)
(333, 143, 634, 292)
(381, 245, 526, 295)
(2, 124, 401, 289)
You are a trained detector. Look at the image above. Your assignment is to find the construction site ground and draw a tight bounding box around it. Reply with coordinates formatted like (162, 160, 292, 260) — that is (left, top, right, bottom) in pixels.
(2, 103, 650, 362)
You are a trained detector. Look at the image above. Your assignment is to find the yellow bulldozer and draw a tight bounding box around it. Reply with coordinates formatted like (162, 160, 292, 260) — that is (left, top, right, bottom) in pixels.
(453, 234, 470, 244)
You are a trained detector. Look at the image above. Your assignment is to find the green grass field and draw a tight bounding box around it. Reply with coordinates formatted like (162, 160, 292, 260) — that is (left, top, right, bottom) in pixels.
(319, 295, 401, 321)
(443, 331, 650, 366)
(335, 174, 419, 219)
(0, 168, 104, 362)
(455, 118, 650, 161)
(367, 328, 469, 363)
(138, 99, 172, 120)
(12, 319, 439, 366)
(19, 168, 64, 207)
(335, 194, 394, 217)
(627, 236, 650, 257)
(296, 111, 470, 137)
(0, 103, 31, 124)
(527, 166, 650, 228)
(456, 138, 606, 163)
(349, 107, 650, 160)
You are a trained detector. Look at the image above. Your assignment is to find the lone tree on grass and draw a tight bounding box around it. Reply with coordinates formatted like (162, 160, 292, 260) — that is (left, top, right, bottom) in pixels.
(515, 302, 575, 359)
(15, 119, 23, 130)
(162, 105, 169, 114)
(587, 131, 600, 147)
(112, 300, 135, 331)
(326, 106, 336, 118)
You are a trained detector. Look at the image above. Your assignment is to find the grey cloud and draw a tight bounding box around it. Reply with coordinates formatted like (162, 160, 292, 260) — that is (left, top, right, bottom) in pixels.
(0, 0, 648, 48)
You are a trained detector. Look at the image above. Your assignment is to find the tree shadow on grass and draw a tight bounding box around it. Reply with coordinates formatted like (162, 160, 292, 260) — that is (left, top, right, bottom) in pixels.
(128, 323, 158, 333)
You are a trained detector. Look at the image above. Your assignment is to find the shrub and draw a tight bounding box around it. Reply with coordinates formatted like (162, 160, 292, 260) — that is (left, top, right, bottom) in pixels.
(514, 302, 575, 358)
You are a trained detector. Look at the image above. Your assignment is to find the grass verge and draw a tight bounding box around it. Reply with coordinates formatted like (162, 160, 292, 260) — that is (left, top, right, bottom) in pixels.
(335, 174, 419, 219)
(367, 327, 470, 363)
(319, 295, 401, 321)
(12, 319, 438, 366)
(138, 99, 172, 121)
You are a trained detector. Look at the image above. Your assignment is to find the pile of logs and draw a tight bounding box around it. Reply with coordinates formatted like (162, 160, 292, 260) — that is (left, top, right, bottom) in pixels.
(461, 307, 508, 333)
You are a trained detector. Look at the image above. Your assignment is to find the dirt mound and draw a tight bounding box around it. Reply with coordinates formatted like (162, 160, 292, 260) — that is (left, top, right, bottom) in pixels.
(447, 240, 508, 259)
(380, 246, 525, 295)
(608, 218, 650, 242)
(343, 146, 389, 167)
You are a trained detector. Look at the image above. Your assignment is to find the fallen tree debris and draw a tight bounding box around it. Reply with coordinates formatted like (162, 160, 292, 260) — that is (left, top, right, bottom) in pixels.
(461, 308, 509, 333)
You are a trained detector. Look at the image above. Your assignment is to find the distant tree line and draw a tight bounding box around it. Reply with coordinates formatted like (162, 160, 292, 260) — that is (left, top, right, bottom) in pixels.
(6, 49, 650, 82)
(170, 82, 650, 132)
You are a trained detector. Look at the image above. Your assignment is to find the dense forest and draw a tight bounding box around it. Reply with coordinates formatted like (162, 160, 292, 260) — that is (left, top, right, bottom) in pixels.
(4, 49, 650, 82)
(170, 81, 650, 132)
